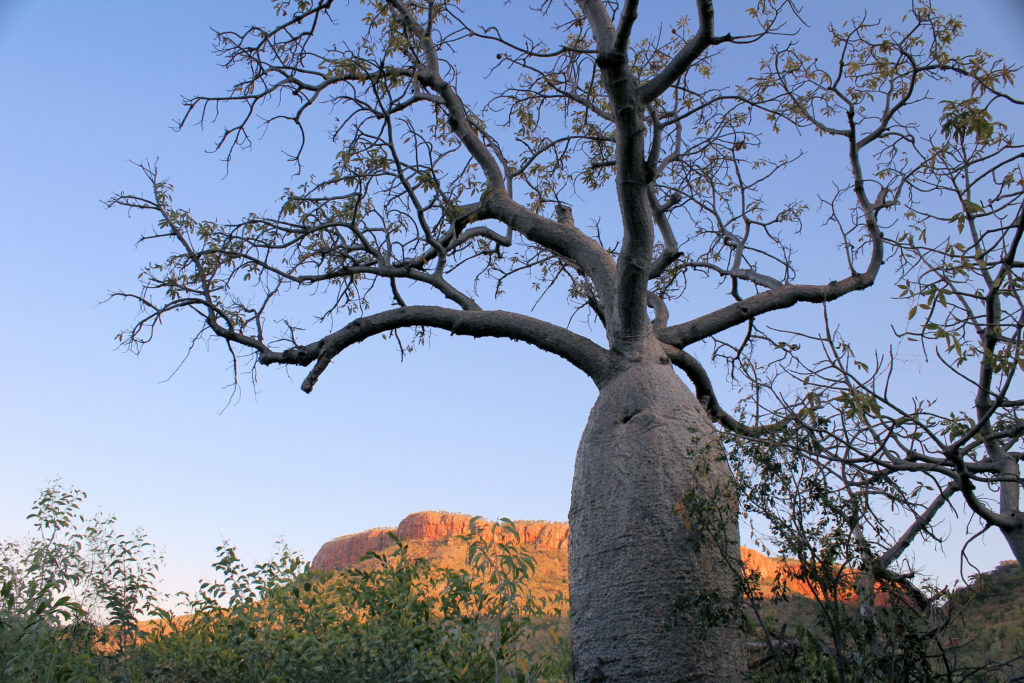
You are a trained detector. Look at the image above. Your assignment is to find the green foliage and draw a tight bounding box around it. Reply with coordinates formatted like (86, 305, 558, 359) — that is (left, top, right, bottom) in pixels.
(940, 98, 1002, 144)
(0, 481, 163, 681)
(746, 592, 950, 682)
(1, 486, 569, 681)
(462, 517, 570, 681)
(722, 426, 1024, 682)
(133, 518, 569, 682)
(942, 561, 1024, 679)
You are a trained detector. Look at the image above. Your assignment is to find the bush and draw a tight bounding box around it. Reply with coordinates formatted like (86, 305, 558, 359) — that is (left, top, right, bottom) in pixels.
(133, 517, 569, 682)
(2, 486, 569, 681)
(0, 481, 162, 681)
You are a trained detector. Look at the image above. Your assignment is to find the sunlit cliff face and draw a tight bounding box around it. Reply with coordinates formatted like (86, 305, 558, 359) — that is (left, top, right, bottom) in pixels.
(313, 510, 848, 603)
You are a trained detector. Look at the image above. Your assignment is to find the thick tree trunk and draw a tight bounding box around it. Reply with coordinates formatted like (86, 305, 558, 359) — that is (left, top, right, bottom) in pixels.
(570, 360, 746, 681)
(998, 456, 1024, 566)
(1002, 523, 1024, 566)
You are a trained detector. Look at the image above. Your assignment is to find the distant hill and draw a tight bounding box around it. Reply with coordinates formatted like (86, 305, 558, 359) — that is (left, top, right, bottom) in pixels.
(314, 511, 845, 605)
(945, 560, 1024, 677)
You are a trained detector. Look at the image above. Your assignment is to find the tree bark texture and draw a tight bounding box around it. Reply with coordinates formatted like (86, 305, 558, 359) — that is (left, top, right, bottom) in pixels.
(1002, 524, 1024, 566)
(570, 361, 746, 681)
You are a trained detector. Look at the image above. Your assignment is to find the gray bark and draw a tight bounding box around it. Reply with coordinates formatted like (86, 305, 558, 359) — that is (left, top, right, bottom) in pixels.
(570, 359, 746, 681)
(1001, 521, 1024, 566)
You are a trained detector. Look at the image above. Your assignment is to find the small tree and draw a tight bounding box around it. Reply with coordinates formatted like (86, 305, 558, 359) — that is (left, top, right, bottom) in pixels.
(0, 482, 163, 679)
(111, 1, 1016, 677)
(0, 483, 92, 680)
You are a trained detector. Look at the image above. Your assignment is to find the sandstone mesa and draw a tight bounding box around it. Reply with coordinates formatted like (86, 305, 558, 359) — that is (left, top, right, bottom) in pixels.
(313, 511, 820, 600)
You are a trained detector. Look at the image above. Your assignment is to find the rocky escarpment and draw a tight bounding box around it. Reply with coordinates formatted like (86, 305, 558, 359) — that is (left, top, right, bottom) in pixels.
(312, 511, 568, 571)
(311, 527, 398, 570)
(396, 511, 569, 550)
(312, 511, 828, 601)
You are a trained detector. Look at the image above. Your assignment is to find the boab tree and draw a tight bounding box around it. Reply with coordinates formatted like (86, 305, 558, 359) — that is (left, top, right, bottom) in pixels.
(110, 1, 1001, 678)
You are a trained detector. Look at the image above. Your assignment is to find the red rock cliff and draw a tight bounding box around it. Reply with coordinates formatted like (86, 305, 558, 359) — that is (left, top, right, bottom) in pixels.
(313, 511, 835, 602)
(313, 511, 569, 571)
(312, 527, 396, 569)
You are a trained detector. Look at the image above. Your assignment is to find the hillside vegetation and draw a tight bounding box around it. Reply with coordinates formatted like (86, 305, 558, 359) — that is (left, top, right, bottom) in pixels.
(3, 486, 1023, 681)
(318, 512, 1024, 681)
(944, 561, 1024, 677)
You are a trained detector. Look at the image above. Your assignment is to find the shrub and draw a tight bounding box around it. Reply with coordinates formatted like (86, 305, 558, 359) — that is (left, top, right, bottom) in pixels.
(0, 481, 162, 681)
(132, 517, 569, 682)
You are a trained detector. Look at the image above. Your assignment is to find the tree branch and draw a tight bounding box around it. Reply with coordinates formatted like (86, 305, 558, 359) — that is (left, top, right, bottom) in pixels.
(659, 274, 879, 348)
(638, 0, 716, 104)
(258, 305, 612, 392)
(578, 0, 655, 352)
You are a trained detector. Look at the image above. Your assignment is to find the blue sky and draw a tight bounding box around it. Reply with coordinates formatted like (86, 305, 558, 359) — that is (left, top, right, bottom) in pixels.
(1, 1, 1021, 604)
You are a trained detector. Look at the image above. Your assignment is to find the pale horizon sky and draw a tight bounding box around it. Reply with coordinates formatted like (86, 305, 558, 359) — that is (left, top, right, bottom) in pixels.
(2, 0, 1022, 607)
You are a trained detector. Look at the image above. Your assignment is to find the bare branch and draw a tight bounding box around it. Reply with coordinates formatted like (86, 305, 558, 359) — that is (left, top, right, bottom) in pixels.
(260, 305, 612, 392)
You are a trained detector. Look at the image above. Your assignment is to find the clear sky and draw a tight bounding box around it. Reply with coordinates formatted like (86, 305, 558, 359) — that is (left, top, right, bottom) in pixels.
(1, 1, 1022, 606)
